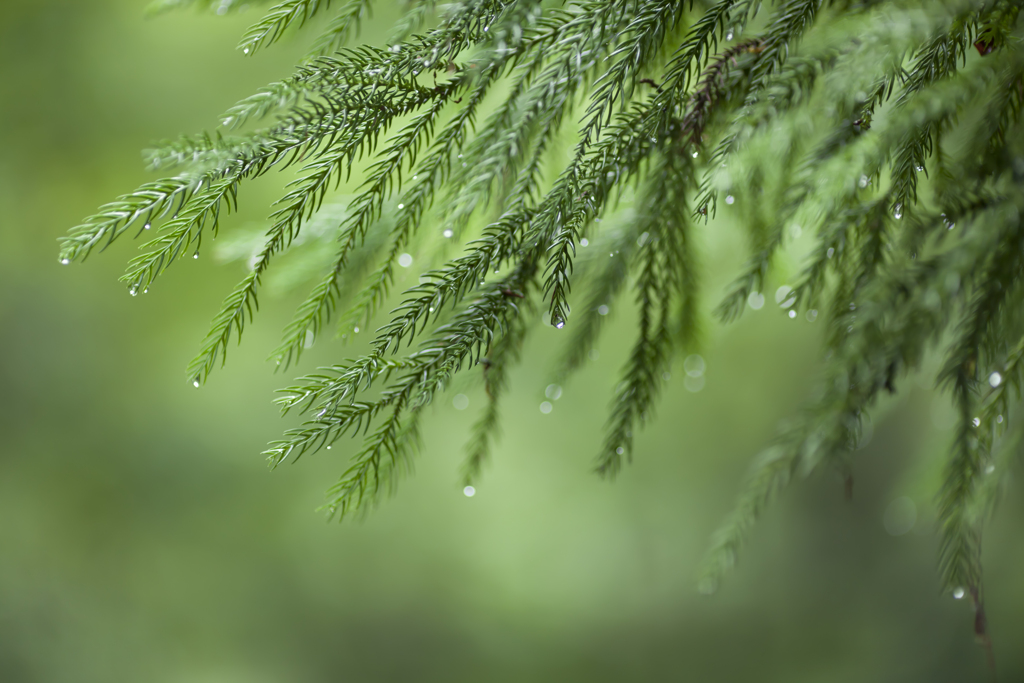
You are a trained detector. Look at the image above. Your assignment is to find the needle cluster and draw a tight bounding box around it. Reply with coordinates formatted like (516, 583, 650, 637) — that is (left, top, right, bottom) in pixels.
(63, 0, 1024, 647)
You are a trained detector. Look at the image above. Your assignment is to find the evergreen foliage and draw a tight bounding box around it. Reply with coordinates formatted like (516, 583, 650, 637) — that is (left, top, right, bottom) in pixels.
(63, 0, 1024, 651)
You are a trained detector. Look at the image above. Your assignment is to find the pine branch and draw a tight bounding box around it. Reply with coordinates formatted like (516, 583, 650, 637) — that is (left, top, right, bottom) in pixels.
(552, 225, 639, 382)
(461, 300, 533, 485)
(335, 70, 498, 338)
(189, 85, 449, 383)
(239, 0, 338, 55)
(308, 0, 374, 57)
(65, 0, 1024, 648)
(597, 152, 697, 476)
(702, 195, 1024, 591)
(269, 90, 460, 368)
(935, 200, 1024, 631)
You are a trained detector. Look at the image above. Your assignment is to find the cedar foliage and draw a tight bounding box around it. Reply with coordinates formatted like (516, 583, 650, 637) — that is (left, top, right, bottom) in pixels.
(63, 0, 1024, 650)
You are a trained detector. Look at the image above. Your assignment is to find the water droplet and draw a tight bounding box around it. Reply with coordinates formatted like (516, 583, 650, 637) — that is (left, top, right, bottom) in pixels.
(973, 417, 981, 427)
(539, 401, 553, 414)
(725, 195, 735, 205)
(193, 252, 199, 259)
(243, 47, 250, 54)
(806, 309, 818, 322)
(143, 288, 149, 294)
(662, 372, 671, 381)
(747, 292, 765, 310)
(615, 446, 625, 455)
(398, 253, 413, 268)
(684, 355, 705, 377)
(463, 485, 476, 497)
(827, 247, 835, 258)
(775, 285, 793, 305)
(443, 229, 453, 238)
(883, 496, 917, 535)
(597, 305, 609, 316)
(60, 258, 70, 265)
(915, 165, 924, 172)
(144, 222, 151, 230)
(692, 151, 699, 158)
(397, 203, 404, 209)
(726, 29, 734, 40)
(989, 371, 1002, 388)
(859, 175, 869, 188)
(192, 378, 200, 388)
(304, 330, 315, 349)
(788, 310, 797, 318)
(130, 287, 138, 297)
(554, 320, 565, 329)
(893, 203, 903, 219)
(545, 384, 562, 400)
(637, 231, 650, 247)
(453, 394, 469, 410)
(580, 238, 589, 246)
(996, 414, 1004, 423)
(985, 464, 995, 474)
(353, 326, 359, 333)
(684, 375, 705, 392)
(952, 587, 965, 600)
(326, 445, 331, 450)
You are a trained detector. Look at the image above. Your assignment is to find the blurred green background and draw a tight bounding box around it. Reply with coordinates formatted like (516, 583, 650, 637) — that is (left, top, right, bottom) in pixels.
(1, 2, 1022, 681)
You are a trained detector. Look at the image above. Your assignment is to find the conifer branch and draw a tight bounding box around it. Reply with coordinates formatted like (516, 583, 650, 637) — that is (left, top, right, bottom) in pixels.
(308, 0, 375, 57)
(240, 0, 339, 55)
(552, 225, 638, 382)
(597, 152, 696, 476)
(65, 0, 1024, 649)
(462, 302, 533, 485)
